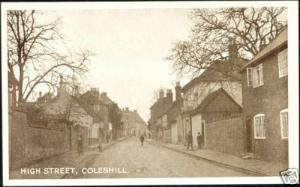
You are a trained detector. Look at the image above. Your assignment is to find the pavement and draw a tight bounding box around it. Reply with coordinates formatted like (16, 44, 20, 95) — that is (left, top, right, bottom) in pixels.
(9, 137, 128, 179)
(146, 139, 288, 176)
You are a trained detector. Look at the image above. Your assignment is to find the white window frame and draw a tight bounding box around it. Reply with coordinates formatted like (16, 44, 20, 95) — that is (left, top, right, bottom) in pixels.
(278, 48, 288, 78)
(247, 68, 253, 87)
(252, 64, 264, 88)
(280, 108, 288, 139)
(253, 113, 266, 139)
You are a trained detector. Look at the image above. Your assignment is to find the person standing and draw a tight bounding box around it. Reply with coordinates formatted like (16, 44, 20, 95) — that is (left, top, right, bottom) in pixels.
(140, 135, 145, 146)
(77, 135, 83, 156)
(197, 132, 202, 149)
(187, 130, 193, 150)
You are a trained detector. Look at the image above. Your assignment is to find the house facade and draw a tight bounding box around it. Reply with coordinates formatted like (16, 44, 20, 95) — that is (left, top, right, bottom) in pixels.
(190, 88, 244, 156)
(181, 57, 244, 146)
(240, 28, 288, 162)
(121, 108, 148, 137)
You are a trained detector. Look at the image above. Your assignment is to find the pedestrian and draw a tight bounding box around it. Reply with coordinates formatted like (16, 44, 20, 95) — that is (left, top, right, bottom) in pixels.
(187, 130, 193, 150)
(140, 135, 145, 146)
(98, 141, 103, 152)
(197, 132, 202, 149)
(106, 134, 110, 143)
(77, 135, 83, 156)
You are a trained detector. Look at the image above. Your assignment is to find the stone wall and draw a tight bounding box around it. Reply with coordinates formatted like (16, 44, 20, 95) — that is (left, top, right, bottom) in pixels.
(205, 117, 244, 157)
(10, 110, 69, 169)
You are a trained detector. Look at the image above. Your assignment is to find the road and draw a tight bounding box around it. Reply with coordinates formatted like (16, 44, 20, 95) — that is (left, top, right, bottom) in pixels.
(68, 138, 247, 178)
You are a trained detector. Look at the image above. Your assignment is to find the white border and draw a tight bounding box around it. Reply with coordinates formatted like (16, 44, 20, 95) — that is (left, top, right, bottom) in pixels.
(1, 1, 299, 186)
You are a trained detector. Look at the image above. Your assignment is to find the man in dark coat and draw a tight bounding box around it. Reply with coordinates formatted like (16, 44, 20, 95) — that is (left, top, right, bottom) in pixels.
(186, 131, 193, 150)
(197, 132, 202, 149)
(140, 135, 145, 146)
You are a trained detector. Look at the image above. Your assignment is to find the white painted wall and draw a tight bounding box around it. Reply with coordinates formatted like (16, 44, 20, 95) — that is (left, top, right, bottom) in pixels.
(191, 113, 202, 147)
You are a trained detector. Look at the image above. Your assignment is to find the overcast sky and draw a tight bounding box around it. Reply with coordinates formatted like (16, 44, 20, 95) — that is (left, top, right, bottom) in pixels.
(42, 9, 193, 122)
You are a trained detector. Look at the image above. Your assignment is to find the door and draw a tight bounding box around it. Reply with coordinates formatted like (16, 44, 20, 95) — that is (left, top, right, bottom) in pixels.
(201, 120, 205, 147)
(246, 118, 253, 153)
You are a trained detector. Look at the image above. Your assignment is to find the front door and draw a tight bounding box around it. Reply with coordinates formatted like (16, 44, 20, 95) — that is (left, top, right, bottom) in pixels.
(246, 118, 253, 153)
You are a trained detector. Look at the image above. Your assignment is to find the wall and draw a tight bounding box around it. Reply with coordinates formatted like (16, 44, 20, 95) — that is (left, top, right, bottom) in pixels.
(241, 46, 288, 162)
(191, 113, 202, 146)
(10, 110, 69, 169)
(205, 117, 244, 157)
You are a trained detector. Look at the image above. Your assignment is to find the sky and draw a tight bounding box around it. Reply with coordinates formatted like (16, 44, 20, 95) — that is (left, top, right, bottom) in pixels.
(42, 9, 193, 122)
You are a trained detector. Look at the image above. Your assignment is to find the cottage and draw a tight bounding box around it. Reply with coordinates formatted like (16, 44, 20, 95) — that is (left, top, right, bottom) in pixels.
(121, 108, 148, 137)
(190, 88, 243, 156)
(240, 28, 288, 161)
(181, 42, 246, 146)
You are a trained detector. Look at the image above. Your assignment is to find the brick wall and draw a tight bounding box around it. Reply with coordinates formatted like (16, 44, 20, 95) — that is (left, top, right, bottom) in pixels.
(205, 117, 244, 157)
(241, 45, 288, 162)
(10, 110, 70, 169)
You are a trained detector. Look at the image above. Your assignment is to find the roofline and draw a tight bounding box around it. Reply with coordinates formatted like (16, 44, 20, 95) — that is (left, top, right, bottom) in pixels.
(240, 41, 287, 71)
(190, 88, 242, 116)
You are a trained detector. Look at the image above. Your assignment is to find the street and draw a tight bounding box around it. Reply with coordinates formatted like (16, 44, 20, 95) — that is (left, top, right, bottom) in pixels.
(68, 138, 247, 178)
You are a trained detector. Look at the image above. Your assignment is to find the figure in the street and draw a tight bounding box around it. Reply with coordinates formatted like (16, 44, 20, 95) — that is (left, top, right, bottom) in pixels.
(187, 130, 193, 150)
(106, 134, 110, 143)
(98, 141, 103, 152)
(197, 132, 202, 149)
(140, 135, 145, 146)
(77, 135, 83, 156)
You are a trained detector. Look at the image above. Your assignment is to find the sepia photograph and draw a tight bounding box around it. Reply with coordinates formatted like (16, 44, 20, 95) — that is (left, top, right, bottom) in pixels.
(1, 1, 299, 186)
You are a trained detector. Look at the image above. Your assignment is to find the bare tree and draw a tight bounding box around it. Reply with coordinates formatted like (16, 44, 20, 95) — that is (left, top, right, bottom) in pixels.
(167, 7, 287, 77)
(7, 10, 92, 103)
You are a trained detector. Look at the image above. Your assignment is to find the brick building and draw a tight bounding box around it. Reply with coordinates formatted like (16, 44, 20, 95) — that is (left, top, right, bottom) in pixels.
(240, 28, 288, 162)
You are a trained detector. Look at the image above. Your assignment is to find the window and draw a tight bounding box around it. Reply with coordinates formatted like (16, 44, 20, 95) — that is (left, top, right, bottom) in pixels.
(278, 48, 288, 78)
(247, 68, 253, 86)
(247, 64, 264, 88)
(280, 109, 288, 139)
(253, 114, 266, 139)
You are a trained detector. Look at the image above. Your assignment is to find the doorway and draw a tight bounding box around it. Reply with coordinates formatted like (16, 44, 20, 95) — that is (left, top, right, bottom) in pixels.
(246, 118, 253, 153)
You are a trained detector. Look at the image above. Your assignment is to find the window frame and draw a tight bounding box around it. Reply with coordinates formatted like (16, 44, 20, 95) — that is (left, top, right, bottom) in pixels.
(252, 64, 264, 88)
(280, 108, 288, 139)
(278, 48, 288, 78)
(253, 113, 266, 139)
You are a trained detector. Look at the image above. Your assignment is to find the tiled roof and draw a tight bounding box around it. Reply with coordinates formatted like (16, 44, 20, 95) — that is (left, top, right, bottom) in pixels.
(241, 27, 288, 71)
(181, 59, 246, 92)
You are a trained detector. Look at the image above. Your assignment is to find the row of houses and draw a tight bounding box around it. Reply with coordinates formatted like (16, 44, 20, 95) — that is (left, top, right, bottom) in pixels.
(148, 28, 288, 162)
(8, 74, 147, 169)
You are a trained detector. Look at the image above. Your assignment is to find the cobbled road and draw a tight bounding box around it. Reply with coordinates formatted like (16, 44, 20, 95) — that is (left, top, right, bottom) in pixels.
(67, 137, 247, 178)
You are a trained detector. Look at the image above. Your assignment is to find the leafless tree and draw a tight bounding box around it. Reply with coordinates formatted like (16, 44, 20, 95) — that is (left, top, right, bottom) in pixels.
(167, 7, 287, 78)
(7, 10, 92, 103)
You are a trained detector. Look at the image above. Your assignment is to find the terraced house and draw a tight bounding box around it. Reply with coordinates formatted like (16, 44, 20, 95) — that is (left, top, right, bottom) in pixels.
(240, 28, 288, 162)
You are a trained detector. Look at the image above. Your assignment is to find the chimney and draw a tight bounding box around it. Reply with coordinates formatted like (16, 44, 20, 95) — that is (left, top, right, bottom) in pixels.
(101, 92, 107, 97)
(39, 91, 42, 98)
(159, 89, 164, 99)
(57, 75, 67, 96)
(228, 38, 238, 61)
(166, 89, 173, 103)
(175, 81, 182, 101)
(90, 87, 99, 100)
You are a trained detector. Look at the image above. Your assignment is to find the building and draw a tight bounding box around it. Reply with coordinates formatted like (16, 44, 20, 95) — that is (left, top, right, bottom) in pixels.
(148, 89, 173, 141)
(181, 42, 246, 146)
(190, 88, 243, 156)
(240, 28, 288, 162)
(79, 88, 110, 144)
(121, 108, 148, 137)
(167, 82, 184, 144)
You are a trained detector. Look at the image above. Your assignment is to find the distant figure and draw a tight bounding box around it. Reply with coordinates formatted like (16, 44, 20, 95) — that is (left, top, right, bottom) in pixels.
(140, 135, 145, 146)
(106, 134, 110, 143)
(77, 135, 83, 156)
(98, 141, 103, 152)
(187, 131, 193, 150)
(197, 132, 202, 149)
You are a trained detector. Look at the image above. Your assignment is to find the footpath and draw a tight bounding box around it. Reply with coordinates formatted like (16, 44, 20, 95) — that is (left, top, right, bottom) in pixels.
(146, 139, 287, 176)
(9, 137, 127, 179)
